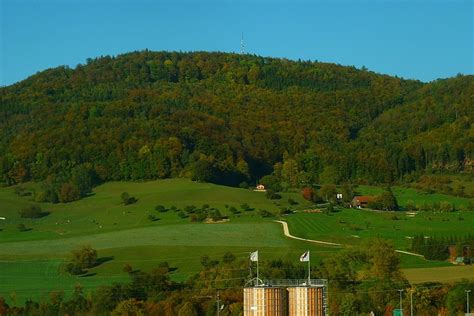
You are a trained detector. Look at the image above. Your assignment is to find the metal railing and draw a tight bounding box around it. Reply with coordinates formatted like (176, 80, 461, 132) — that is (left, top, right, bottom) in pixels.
(260, 279, 328, 287)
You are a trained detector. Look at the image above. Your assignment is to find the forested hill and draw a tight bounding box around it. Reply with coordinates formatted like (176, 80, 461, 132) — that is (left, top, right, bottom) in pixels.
(0, 51, 472, 197)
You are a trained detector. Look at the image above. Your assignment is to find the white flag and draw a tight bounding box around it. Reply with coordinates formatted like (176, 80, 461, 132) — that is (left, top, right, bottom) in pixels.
(250, 250, 258, 262)
(300, 250, 310, 262)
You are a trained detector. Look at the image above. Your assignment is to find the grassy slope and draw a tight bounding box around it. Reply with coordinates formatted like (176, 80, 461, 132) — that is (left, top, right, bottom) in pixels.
(0, 179, 331, 302)
(1, 179, 474, 303)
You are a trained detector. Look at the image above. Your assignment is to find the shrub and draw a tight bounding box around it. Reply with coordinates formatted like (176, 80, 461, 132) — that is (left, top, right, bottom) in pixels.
(19, 205, 48, 219)
(177, 211, 188, 219)
(123, 264, 133, 274)
(58, 182, 81, 203)
(65, 245, 98, 275)
(155, 205, 167, 212)
(240, 203, 252, 212)
(121, 192, 137, 205)
(266, 189, 281, 200)
(302, 187, 323, 203)
(258, 209, 273, 218)
(209, 209, 222, 221)
(229, 206, 240, 214)
(14, 186, 32, 197)
(184, 205, 196, 214)
(279, 207, 293, 215)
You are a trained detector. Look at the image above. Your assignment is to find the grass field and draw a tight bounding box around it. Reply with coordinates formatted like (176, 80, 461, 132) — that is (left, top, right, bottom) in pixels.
(1, 179, 473, 303)
(286, 209, 474, 248)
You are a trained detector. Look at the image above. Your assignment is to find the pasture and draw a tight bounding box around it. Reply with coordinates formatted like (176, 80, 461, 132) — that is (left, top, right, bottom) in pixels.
(1, 179, 473, 302)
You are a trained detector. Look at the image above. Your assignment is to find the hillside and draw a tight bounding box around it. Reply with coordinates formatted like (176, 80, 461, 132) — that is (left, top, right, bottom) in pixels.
(1, 51, 472, 196)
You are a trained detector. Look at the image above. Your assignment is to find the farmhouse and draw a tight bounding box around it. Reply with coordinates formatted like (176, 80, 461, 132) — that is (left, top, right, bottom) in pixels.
(254, 184, 266, 192)
(351, 196, 375, 208)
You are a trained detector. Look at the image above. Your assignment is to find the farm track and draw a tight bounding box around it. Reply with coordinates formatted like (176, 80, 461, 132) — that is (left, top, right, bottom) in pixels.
(274, 220, 424, 258)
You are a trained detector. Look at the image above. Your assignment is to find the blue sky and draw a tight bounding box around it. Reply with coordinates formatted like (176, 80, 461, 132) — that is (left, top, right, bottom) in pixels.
(1, 0, 473, 85)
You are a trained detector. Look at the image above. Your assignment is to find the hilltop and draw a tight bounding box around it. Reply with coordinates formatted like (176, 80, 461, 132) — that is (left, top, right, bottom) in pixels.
(0, 51, 472, 195)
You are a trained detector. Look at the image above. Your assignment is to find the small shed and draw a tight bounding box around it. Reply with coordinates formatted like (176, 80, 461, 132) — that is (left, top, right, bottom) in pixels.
(255, 184, 266, 192)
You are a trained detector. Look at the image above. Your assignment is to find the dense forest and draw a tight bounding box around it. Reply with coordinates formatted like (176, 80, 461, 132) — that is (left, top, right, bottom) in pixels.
(1, 51, 472, 200)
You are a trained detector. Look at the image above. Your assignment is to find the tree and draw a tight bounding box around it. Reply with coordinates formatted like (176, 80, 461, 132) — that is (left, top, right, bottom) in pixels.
(378, 187, 399, 211)
(302, 187, 322, 203)
(111, 299, 145, 316)
(121, 192, 137, 205)
(320, 184, 337, 202)
(177, 302, 198, 316)
(65, 245, 98, 275)
(191, 159, 214, 183)
(58, 182, 81, 203)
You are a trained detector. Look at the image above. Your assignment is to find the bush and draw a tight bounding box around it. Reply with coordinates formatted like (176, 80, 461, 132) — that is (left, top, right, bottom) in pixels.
(155, 205, 167, 212)
(184, 205, 196, 214)
(209, 209, 222, 221)
(258, 209, 273, 218)
(302, 187, 323, 203)
(177, 211, 188, 219)
(123, 263, 133, 274)
(58, 182, 81, 203)
(121, 192, 137, 205)
(279, 207, 293, 215)
(19, 205, 48, 219)
(229, 206, 240, 214)
(65, 245, 98, 275)
(14, 186, 32, 197)
(266, 189, 281, 200)
(439, 201, 454, 212)
(240, 203, 252, 212)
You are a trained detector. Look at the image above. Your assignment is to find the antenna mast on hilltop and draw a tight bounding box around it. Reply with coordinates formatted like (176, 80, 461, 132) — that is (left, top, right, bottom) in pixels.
(240, 33, 245, 54)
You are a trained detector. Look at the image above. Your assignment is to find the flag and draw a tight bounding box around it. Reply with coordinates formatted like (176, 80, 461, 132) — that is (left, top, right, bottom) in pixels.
(300, 250, 310, 262)
(250, 250, 258, 262)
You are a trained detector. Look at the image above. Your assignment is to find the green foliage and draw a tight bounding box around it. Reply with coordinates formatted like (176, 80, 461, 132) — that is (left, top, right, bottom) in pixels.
(0, 51, 471, 196)
(265, 189, 281, 200)
(65, 245, 98, 275)
(378, 187, 399, 211)
(19, 205, 48, 219)
(121, 192, 137, 205)
(155, 205, 167, 212)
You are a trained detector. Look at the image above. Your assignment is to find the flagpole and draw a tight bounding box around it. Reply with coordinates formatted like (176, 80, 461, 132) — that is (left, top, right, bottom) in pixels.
(308, 250, 311, 285)
(256, 259, 259, 286)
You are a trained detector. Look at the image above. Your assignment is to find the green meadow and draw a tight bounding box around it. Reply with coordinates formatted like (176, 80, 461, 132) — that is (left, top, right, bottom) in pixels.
(1, 179, 473, 302)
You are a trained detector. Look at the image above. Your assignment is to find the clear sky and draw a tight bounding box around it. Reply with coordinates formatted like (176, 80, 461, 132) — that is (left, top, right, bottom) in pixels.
(1, 0, 473, 86)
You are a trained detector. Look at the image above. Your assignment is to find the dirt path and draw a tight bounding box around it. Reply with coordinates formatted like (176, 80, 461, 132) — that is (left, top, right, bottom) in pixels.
(273, 220, 342, 246)
(273, 220, 425, 258)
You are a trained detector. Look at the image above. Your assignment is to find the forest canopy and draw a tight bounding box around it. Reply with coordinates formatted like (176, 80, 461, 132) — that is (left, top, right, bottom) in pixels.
(0, 51, 472, 198)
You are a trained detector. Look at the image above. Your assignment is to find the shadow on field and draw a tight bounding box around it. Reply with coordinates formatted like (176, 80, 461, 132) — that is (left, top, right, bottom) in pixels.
(80, 272, 97, 277)
(95, 256, 114, 267)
